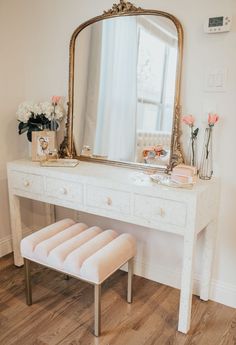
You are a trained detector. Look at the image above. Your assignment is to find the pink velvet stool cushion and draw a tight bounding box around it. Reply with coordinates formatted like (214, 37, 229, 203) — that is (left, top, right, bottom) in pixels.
(20, 219, 136, 284)
(20, 218, 75, 258)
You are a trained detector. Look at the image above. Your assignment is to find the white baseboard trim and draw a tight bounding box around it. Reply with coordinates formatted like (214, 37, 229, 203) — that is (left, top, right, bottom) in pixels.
(210, 279, 236, 308)
(0, 227, 38, 259)
(0, 236, 12, 258)
(1, 237, 235, 308)
(132, 259, 236, 309)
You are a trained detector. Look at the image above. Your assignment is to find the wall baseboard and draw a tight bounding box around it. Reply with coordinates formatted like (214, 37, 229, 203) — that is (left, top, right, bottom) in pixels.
(209, 279, 236, 308)
(132, 259, 236, 309)
(0, 227, 38, 260)
(1, 236, 235, 308)
(0, 236, 12, 258)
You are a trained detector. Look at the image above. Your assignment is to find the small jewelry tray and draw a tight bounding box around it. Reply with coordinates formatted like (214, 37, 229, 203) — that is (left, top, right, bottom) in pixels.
(150, 174, 194, 189)
(40, 159, 79, 167)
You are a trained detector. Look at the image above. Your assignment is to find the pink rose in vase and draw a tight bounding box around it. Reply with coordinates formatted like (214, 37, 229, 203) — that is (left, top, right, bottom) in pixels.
(182, 115, 195, 127)
(182, 115, 199, 166)
(51, 96, 63, 131)
(52, 96, 61, 105)
(208, 113, 219, 127)
(199, 113, 220, 180)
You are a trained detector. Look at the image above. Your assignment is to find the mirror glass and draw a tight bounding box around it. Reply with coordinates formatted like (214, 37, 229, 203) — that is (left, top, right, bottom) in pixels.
(73, 15, 178, 167)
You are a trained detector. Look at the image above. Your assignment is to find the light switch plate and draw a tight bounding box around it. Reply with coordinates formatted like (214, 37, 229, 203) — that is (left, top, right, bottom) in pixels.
(204, 67, 227, 92)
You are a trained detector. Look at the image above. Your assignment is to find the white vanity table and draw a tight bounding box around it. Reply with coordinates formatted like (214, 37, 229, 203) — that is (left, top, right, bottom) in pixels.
(7, 159, 219, 334)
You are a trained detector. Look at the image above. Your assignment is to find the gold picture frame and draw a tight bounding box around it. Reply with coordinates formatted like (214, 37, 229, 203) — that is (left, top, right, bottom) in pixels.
(32, 131, 56, 162)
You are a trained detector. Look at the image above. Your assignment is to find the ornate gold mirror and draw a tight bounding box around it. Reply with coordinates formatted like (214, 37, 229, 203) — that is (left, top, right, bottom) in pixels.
(63, 0, 184, 171)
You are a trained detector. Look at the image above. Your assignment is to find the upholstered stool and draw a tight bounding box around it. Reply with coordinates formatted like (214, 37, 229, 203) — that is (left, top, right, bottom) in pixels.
(20, 219, 136, 336)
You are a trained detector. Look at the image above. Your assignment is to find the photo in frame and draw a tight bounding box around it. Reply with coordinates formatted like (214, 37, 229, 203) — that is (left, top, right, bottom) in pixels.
(32, 130, 56, 161)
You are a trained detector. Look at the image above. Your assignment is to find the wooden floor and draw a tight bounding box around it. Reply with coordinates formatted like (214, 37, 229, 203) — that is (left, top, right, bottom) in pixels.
(0, 255, 235, 345)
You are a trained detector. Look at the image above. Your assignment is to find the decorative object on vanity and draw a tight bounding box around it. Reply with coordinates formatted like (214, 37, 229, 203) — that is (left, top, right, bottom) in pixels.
(58, 134, 71, 158)
(31, 130, 56, 162)
(51, 96, 63, 131)
(81, 145, 92, 157)
(150, 172, 194, 189)
(171, 164, 197, 185)
(182, 115, 199, 167)
(199, 113, 219, 180)
(17, 96, 66, 142)
(40, 158, 79, 167)
(62, 0, 184, 171)
(151, 164, 197, 189)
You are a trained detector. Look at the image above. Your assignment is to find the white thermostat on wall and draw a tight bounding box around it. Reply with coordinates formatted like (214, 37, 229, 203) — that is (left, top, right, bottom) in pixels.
(204, 16, 232, 33)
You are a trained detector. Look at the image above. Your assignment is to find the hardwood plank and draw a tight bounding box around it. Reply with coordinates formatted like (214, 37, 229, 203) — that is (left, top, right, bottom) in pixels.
(0, 254, 235, 345)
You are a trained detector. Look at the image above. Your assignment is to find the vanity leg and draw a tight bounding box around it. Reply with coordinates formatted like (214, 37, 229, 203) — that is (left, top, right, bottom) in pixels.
(9, 193, 24, 267)
(45, 204, 55, 225)
(127, 258, 134, 303)
(178, 228, 197, 334)
(200, 221, 217, 301)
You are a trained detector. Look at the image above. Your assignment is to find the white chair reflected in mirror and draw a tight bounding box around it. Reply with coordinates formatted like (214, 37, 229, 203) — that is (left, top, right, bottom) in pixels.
(135, 130, 171, 164)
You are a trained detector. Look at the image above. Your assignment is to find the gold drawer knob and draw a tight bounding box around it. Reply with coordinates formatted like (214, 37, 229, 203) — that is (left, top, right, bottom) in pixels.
(106, 197, 112, 206)
(158, 208, 165, 217)
(23, 180, 30, 187)
(60, 187, 68, 195)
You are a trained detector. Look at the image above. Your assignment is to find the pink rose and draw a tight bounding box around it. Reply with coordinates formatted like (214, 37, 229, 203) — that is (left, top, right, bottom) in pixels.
(52, 96, 61, 104)
(182, 115, 195, 126)
(208, 113, 219, 126)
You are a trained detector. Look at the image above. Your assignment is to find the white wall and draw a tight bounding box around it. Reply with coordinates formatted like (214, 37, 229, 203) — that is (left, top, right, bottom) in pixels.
(1, 0, 236, 308)
(0, 0, 33, 256)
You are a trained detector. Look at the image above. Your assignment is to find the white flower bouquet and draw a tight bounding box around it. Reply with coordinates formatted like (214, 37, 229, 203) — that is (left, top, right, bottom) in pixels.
(17, 96, 66, 142)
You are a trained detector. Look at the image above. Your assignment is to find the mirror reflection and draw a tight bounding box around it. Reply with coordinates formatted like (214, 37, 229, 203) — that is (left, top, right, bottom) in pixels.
(73, 15, 178, 166)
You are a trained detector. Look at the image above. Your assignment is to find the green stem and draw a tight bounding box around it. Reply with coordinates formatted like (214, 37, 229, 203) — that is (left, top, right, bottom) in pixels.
(206, 127, 212, 159)
(191, 126, 195, 166)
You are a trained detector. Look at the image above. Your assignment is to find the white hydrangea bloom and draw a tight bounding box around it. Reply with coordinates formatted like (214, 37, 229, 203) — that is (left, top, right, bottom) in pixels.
(54, 105, 66, 120)
(16, 99, 66, 124)
(40, 102, 54, 119)
(16, 102, 34, 123)
(32, 103, 43, 117)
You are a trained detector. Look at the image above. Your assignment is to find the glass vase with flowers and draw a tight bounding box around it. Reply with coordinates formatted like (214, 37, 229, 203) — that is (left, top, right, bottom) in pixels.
(199, 113, 219, 180)
(16, 96, 65, 142)
(182, 115, 199, 167)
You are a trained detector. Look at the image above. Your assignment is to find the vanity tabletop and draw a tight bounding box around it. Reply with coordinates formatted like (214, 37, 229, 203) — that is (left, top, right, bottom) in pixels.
(8, 159, 218, 197)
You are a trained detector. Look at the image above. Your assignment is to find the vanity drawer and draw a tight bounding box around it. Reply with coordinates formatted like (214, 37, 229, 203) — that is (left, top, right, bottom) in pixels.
(134, 194, 187, 227)
(86, 185, 130, 215)
(45, 177, 83, 204)
(11, 171, 44, 195)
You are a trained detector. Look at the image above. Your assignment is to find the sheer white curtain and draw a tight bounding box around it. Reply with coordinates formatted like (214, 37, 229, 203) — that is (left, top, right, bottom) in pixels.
(82, 25, 103, 152)
(93, 17, 138, 162)
(73, 26, 93, 154)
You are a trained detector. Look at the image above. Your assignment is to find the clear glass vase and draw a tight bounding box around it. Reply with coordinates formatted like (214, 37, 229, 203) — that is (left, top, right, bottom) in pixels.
(28, 141, 32, 158)
(199, 127, 213, 180)
(186, 128, 197, 167)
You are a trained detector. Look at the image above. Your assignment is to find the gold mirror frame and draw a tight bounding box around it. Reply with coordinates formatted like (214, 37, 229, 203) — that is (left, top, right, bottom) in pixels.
(61, 0, 184, 171)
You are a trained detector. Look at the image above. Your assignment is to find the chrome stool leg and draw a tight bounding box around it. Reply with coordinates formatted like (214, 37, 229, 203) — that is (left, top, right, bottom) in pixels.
(127, 258, 134, 303)
(94, 284, 101, 337)
(24, 258, 32, 306)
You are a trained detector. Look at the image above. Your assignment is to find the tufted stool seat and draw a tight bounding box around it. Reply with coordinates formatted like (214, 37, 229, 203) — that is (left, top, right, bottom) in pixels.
(20, 219, 136, 336)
